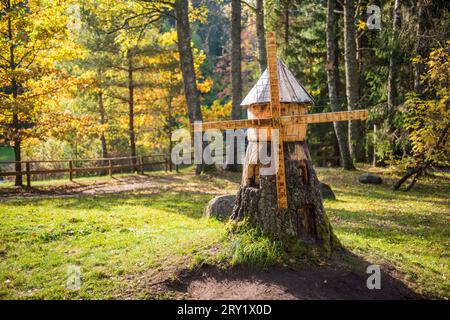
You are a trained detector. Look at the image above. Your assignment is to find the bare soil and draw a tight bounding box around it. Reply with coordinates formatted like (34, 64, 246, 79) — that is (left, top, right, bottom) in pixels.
(158, 264, 421, 300)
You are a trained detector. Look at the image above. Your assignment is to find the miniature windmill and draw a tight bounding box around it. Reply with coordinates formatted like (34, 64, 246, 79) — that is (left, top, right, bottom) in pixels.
(194, 32, 368, 209)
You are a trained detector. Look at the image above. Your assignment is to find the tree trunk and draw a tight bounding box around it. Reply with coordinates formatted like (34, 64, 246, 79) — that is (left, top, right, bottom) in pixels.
(13, 114, 22, 187)
(326, 0, 354, 170)
(387, 0, 401, 132)
(98, 92, 108, 159)
(373, 124, 377, 166)
(8, 1, 22, 186)
(256, 0, 267, 74)
(232, 141, 339, 253)
(174, 0, 203, 125)
(394, 123, 449, 191)
(414, 0, 426, 95)
(283, 1, 290, 54)
(343, 0, 365, 162)
(127, 49, 137, 172)
(231, 0, 242, 121)
(225, 0, 243, 172)
(174, 0, 204, 175)
(167, 94, 174, 171)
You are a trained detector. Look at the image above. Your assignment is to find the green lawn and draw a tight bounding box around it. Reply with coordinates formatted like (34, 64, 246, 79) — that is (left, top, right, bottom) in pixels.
(320, 167, 449, 298)
(0, 188, 227, 299)
(0, 167, 448, 299)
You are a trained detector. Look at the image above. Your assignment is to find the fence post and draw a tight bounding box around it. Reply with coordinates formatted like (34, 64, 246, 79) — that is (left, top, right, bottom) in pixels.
(139, 156, 145, 175)
(25, 161, 31, 188)
(164, 157, 168, 172)
(69, 160, 73, 182)
(108, 159, 113, 177)
(131, 157, 135, 174)
(169, 155, 173, 172)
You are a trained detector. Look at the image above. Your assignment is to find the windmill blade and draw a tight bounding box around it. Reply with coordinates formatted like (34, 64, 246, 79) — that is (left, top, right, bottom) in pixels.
(280, 110, 369, 126)
(267, 32, 288, 209)
(190, 118, 273, 132)
(194, 110, 368, 133)
(304, 110, 368, 124)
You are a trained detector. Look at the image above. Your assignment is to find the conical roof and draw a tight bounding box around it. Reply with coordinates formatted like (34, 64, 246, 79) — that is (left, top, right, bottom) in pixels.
(241, 59, 315, 107)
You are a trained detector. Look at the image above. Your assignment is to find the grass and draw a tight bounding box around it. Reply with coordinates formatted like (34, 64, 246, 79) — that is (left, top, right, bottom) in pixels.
(319, 166, 450, 298)
(226, 226, 284, 269)
(0, 166, 448, 299)
(0, 189, 226, 299)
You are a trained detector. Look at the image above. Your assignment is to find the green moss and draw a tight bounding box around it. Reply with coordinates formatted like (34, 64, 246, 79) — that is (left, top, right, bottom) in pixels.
(225, 220, 333, 268)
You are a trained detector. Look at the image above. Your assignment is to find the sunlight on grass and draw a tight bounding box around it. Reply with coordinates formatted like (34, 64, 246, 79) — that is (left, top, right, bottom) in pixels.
(317, 167, 450, 298)
(0, 191, 226, 299)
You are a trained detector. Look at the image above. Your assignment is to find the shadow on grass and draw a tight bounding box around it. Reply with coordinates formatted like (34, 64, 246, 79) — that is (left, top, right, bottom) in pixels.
(0, 188, 215, 220)
(329, 205, 448, 241)
(331, 175, 449, 201)
(195, 170, 242, 185)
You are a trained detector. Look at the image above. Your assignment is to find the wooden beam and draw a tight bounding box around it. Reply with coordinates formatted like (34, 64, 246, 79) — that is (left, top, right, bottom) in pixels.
(191, 118, 273, 131)
(281, 110, 368, 125)
(192, 110, 368, 132)
(267, 32, 281, 123)
(267, 32, 288, 209)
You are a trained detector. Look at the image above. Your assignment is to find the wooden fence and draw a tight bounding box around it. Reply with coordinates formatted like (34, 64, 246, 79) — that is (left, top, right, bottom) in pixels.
(0, 154, 172, 187)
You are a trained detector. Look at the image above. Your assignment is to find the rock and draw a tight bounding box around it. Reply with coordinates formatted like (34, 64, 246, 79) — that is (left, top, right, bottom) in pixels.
(204, 194, 236, 221)
(359, 173, 383, 185)
(319, 182, 336, 200)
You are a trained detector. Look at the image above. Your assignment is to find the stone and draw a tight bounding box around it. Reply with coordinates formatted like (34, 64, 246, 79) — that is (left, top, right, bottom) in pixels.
(319, 182, 336, 200)
(204, 194, 236, 221)
(359, 173, 383, 185)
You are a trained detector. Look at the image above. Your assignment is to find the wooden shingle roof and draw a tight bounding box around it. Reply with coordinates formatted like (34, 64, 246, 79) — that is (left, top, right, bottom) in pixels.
(241, 59, 315, 107)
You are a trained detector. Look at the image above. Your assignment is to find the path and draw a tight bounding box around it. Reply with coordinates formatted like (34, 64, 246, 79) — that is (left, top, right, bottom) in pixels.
(0, 173, 228, 199)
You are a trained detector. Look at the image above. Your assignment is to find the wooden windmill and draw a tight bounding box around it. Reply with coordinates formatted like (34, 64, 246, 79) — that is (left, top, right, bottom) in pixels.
(194, 32, 368, 211)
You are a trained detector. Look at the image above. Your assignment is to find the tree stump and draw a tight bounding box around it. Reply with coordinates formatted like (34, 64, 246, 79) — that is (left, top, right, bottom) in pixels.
(231, 141, 339, 252)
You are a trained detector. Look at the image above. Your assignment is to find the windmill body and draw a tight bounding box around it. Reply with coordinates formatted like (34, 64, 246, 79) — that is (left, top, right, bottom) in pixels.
(194, 33, 367, 246)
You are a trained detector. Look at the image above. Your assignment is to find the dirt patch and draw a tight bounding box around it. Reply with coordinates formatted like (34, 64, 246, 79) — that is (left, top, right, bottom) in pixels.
(159, 264, 421, 300)
(0, 173, 231, 200)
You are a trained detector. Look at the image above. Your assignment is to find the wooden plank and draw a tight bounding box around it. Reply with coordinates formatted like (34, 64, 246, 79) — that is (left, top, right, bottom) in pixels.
(73, 163, 166, 173)
(69, 160, 73, 181)
(139, 156, 145, 175)
(273, 130, 288, 208)
(108, 159, 113, 177)
(0, 156, 140, 165)
(193, 110, 368, 134)
(267, 32, 288, 209)
(26, 162, 31, 187)
(0, 168, 71, 176)
(0, 162, 167, 177)
(280, 110, 368, 125)
(191, 118, 273, 132)
(305, 110, 368, 124)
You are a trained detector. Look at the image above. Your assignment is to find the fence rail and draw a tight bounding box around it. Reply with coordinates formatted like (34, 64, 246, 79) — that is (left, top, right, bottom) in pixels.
(0, 154, 172, 187)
